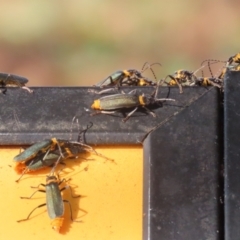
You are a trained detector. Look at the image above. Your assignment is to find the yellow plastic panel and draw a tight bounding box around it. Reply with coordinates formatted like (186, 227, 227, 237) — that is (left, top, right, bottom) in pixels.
(0, 146, 142, 240)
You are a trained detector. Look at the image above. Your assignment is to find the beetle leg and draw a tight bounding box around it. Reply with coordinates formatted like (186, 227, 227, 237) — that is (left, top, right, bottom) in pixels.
(1, 86, 7, 94)
(15, 167, 29, 183)
(164, 75, 183, 94)
(142, 106, 156, 118)
(20, 189, 46, 199)
(63, 200, 82, 222)
(173, 78, 183, 94)
(155, 98, 175, 102)
(17, 203, 46, 222)
(21, 86, 33, 93)
(60, 185, 81, 198)
(122, 107, 138, 122)
(127, 89, 137, 95)
(88, 88, 117, 95)
(30, 183, 46, 189)
(91, 110, 117, 116)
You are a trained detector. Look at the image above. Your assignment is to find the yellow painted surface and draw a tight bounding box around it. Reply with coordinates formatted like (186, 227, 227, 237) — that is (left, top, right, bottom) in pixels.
(0, 146, 142, 240)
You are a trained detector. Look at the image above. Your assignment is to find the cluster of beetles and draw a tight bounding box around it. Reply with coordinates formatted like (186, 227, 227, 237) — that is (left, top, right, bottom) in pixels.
(3, 52, 240, 233)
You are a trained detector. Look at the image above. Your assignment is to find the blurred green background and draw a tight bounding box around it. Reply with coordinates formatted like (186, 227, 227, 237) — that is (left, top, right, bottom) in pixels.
(0, 0, 239, 86)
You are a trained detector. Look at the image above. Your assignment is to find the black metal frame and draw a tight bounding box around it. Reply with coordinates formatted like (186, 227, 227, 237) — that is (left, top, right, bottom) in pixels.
(1, 71, 239, 239)
(0, 86, 213, 145)
(143, 87, 223, 240)
(224, 71, 240, 240)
